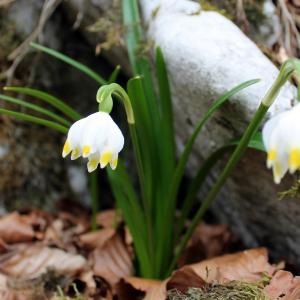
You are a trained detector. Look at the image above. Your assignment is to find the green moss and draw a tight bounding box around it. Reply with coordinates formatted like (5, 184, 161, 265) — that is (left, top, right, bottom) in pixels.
(86, 0, 123, 51)
(151, 5, 161, 19)
(54, 284, 85, 300)
(199, 0, 232, 19)
(168, 281, 270, 300)
(199, 0, 265, 28)
(278, 177, 300, 200)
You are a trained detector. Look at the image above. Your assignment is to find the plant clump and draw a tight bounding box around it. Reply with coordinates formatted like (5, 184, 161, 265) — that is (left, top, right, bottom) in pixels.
(168, 281, 270, 300)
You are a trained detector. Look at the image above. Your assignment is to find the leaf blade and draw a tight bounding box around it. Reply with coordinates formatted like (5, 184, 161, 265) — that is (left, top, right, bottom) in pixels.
(4, 87, 81, 121)
(0, 108, 68, 134)
(169, 79, 261, 205)
(30, 42, 107, 85)
(0, 94, 71, 126)
(175, 132, 265, 239)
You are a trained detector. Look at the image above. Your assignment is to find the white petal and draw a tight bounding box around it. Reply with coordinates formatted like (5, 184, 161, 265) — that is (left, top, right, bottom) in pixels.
(262, 112, 284, 151)
(109, 153, 118, 170)
(272, 154, 288, 184)
(68, 117, 88, 150)
(262, 104, 300, 183)
(81, 112, 111, 156)
(71, 148, 81, 160)
(87, 153, 100, 173)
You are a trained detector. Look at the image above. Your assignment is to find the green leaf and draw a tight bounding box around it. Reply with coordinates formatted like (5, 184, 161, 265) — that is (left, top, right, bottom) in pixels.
(4, 87, 81, 121)
(127, 77, 155, 200)
(106, 161, 153, 277)
(122, 0, 142, 74)
(30, 42, 107, 86)
(155, 47, 175, 179)
(108, 65, 121, 83)
(0, 108, 68, 134)
(175, 132, 265, 240)
(0, 94, 71, 127)
(122, 0, 161, 142)
(169, 79, 261, 207)
(232, 131, 265, 152)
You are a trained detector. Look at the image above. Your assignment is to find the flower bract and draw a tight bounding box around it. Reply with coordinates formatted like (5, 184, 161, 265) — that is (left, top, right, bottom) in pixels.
(263, 104, 300, 184)
(62, 112, 124, 172)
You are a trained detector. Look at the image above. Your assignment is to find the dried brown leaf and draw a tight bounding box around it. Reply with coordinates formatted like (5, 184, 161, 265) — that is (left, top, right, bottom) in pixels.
(0, 244, 86, 278)
(116, 277, 166, 300)
(0, 213, 35, 244)
(179, 223, 232, 267)
(93, 276, 113, 300)
(79, 271, 97, 296)
(44, 219, 64, 242)
(167, 267, 205, 293)
(291, 0, 300, 8)
(92, 234, 133, 285)
(124, 227, 133, 246)
(188, 248, 275, 283)
(0, 273, 10, 300)
(96, 210, 122, 229)
(265, 270, 300, 300)
(79, 228, 115, 251)
(58, 212, 90, 235)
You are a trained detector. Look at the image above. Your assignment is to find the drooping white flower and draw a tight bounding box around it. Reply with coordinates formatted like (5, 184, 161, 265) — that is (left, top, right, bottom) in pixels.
(262, 104, 300, 184)
(62, 112, 124, 172)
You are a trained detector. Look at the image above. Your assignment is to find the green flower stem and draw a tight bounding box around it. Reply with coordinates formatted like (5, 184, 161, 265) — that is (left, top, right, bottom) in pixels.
(166, 59, 298, 277)
(96, 83, 135, 124)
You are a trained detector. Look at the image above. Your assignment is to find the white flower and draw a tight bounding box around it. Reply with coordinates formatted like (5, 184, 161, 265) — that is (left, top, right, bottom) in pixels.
(62, 112, 124, 172)
(262, 104, 300, 184)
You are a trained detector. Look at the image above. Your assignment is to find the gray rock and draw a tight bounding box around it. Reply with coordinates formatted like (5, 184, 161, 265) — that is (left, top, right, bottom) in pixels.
(139, 0, 300, 266)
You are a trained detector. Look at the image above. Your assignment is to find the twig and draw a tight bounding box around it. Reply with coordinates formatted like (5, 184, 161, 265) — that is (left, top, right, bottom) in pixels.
(5, 0, 62, 85)
(236, 0, 249, 33)
(278, 0, 300, 56)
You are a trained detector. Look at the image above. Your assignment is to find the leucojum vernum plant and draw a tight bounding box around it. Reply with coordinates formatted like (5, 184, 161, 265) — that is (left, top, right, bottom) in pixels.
(1, 0, 300, 280)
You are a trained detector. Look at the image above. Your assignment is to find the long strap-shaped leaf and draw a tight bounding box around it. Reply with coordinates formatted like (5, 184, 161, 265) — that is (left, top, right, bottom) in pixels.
(122, 0, 162, 163)
(106, 161, 153, 278)
(30, 42, 107, 86)
(0, 108, 68, 134)
(0, 94, 71, 126)
(168, 79, 260, 208)
(4, 87, 81, 121)
(155, 47, 176, 188)
(175, 132, 265, 240)
(108, 65, 121, 83)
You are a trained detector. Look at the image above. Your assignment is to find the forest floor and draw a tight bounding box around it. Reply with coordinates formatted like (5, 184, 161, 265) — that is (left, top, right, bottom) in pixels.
(0, 202, 298, 300)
